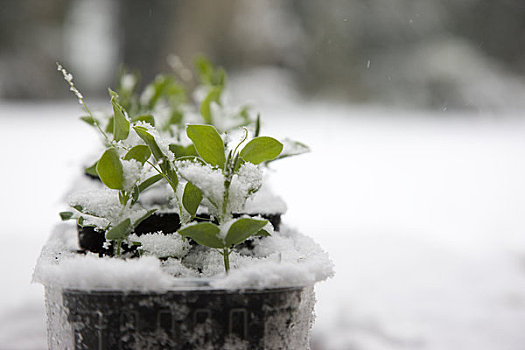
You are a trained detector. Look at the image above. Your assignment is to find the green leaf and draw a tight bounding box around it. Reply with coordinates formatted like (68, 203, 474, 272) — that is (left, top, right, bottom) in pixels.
(85, 161, 99, 178)
(175, 156, 207, 165)
(80, 115, 98, 126)
(124, 145, 151, 164)
(77, 216, 96, 228)
(131, 114, 155, 126)
(200, 87, 222, 124)
(178, 222, 224, 249)
(216, 68, 226, 87)
(225, 218, 268, 247)
(167, 110, 183, 127)
(169, 144, 197, 158)
(133, 126, 164, 161)
(240, 137, 283, 165)
(186, 124, 225, 168)
(71, 204, 105, 218)
(134, 126, 178, 189)
(131, 185, 139, 205)
(182, 182, 203, 217)
(133, 209, 157, 229)
(96, 148, 124, 190)
(195, 56, 214, 85)
(195, 57, 226, 87)
(233, 156, 245, 173)
(105, 116, 114, 133)
(72, 204, 84, 212)
(256, 229, 271, 237)
(110, 89, 130, 141)
(59, 211, 74, 221)
(137, 173, 163, 193)
(144, 75, 168, 110)
(118, 190, 126, 206)
(105, 218, 131, 240)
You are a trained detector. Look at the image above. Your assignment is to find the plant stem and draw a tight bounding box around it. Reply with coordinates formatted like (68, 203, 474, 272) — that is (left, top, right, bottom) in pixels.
(222, 177, 231, 219)
(223, 248, 230, 273)
(116, 240, 121, 257)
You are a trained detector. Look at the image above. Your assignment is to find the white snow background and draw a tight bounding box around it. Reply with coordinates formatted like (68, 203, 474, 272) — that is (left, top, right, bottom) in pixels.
(1, 78, 525, 349)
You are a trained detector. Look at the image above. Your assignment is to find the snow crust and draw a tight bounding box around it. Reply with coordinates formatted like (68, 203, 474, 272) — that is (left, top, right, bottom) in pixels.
(67, 189, 150, 229)
(33, 222, 333, 291)
(129, 232, 191, 258)
(176, 160, 225, 212)
(120, 158, 143, 191)
(228, 162, 263, 213)
(33, 224, 174, 292)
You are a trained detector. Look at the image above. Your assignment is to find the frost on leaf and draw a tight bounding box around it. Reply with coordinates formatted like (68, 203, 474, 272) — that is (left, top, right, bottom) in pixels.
(177, 160, 225, 213)
(228, 162, 263, 213)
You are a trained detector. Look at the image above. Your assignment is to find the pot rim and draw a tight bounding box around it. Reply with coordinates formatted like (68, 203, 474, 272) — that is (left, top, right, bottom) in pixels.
(54, 278, 315, 294)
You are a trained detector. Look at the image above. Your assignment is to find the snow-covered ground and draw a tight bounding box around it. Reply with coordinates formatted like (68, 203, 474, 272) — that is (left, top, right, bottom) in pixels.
(2, 95, 525, 349)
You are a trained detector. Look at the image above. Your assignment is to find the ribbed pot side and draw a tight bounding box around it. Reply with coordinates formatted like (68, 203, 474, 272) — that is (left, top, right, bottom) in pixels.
(44, 285, 316, 350)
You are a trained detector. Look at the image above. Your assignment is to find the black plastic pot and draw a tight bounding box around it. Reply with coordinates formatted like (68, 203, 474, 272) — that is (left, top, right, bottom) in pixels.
(44, 284, 314, 349)
(77, 212, 281, 255)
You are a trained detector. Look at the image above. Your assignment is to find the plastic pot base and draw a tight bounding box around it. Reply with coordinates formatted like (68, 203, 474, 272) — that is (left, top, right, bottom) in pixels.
(44, 286, 315, 350)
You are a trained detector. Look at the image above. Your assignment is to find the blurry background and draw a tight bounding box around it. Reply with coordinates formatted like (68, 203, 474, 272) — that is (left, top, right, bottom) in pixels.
(2, 1, 525, 349)
(2, 0, 525, 109)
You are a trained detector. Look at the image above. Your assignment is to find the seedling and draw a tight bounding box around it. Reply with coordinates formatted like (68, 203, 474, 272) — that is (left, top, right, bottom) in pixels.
(175, 124, 283, 272)
(61, 143, 160, 256)
(57, 58, 309, 269)
(57, 76, 163, 255)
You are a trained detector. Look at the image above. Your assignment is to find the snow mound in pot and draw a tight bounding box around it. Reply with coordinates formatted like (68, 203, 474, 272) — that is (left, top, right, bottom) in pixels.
(33, 222, 333, 291)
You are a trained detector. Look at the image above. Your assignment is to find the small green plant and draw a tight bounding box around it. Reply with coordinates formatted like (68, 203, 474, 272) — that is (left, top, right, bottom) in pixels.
(60, 140, 160, 256)
(57, 67, 163, 254)
(175, 124, 282, 272)
(57, 57, 309, 272)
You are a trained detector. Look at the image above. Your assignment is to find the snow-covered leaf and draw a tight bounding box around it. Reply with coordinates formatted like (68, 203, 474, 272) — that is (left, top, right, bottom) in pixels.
(137, 174, 163, 193)
(80, 115, 98, 126)
(169, 144, 197, 158)
(133, 126, 166, 163)
(200, 87, 222, 124)
(105, 218, 131, 240)
(59, 212, 74, 221)
(84, 161, 98, 178)
(133, 209, 157, 229)
(77, 216, 96, 228)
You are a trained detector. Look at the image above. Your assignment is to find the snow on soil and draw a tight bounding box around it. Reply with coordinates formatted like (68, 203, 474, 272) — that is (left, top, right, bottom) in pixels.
(129, 231, 192, 258)
(2, 98, 525, 349)
(33, 222, 332, 291)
